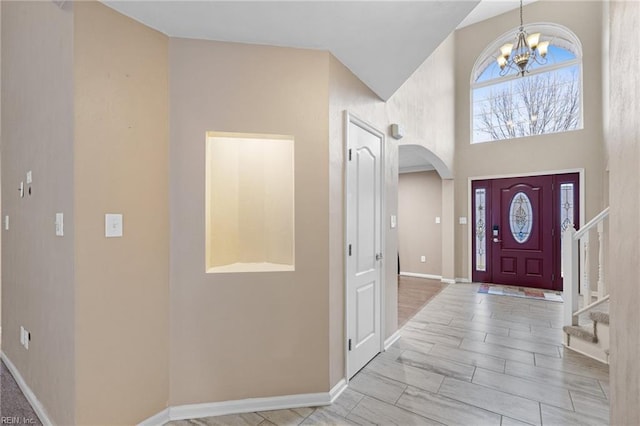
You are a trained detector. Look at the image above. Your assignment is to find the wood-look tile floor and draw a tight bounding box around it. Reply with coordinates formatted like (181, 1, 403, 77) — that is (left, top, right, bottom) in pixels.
(398, 276, 448, 327)
(168, 283, 610, 426)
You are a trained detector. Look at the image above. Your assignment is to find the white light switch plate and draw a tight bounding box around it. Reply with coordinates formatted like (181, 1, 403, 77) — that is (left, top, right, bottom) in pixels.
(459, 217, 468, 225)
(4, 215, 9, 231)
(435, 216, 441, 224)
(26, 171, 32, 184)
(105, 214, 123, 237)
(390, 215, 397, 229)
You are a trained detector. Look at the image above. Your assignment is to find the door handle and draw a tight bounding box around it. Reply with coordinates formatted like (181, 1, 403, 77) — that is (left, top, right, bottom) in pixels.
(376, 253, 383, 261)
(493, 238, 502, 243)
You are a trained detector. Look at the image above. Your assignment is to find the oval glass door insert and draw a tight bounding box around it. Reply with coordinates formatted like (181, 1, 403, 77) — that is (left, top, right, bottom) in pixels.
(509, 192, 533, 243)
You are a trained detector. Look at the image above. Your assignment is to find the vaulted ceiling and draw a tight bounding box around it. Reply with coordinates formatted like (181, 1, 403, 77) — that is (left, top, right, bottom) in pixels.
(102, 1, 533, 101)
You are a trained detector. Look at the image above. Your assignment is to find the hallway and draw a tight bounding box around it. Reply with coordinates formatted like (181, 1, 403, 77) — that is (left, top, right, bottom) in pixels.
(171, 283, 610, 425)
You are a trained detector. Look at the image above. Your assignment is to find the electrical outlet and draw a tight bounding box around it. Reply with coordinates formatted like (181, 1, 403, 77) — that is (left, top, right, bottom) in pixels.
(421, 255, 426, 263)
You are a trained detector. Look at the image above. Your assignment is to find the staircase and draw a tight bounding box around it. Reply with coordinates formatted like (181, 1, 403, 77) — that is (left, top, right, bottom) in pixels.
(562, 207, 610, 364)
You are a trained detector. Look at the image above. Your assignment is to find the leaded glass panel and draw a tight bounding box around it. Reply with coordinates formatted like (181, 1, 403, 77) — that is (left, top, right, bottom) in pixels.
(509, 192, 533, 243)
(475, 188, 487, 271)
(560, 183, 575, 234)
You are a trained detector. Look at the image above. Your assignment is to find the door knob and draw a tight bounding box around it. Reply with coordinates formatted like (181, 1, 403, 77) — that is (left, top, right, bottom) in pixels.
(376, 253, 384, 261)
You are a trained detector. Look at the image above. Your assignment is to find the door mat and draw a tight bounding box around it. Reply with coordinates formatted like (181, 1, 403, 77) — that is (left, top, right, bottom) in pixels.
(478, 284, 563, 302)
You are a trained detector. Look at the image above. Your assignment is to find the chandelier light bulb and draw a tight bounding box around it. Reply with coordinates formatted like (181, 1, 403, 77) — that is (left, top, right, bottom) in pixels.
(538, 41, 550, 57)
(527, 33, 541, 49)
(501, 43, 514, 58)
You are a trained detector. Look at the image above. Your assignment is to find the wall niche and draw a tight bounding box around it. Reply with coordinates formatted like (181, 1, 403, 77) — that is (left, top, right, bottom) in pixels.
(205, 132, 295, 273)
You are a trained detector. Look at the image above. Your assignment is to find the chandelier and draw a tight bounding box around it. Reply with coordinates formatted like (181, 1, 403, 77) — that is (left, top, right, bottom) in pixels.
(497, 0, 550, 77)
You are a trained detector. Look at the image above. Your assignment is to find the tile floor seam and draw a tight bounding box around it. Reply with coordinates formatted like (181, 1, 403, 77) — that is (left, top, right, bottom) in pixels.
(435, 378, 541, 426)
(538, 401, 544, 426)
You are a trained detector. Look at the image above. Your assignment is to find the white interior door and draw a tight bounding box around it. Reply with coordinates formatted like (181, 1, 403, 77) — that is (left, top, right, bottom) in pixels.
(346, 113, 383, 379)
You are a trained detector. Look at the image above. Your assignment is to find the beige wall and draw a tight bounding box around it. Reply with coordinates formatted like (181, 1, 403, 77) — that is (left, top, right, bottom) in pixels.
(169, 38, 331, 404)
(607, 1, 640, 424)
(398, 171, 443, 276)
(1, 2, 76, 424)
(74, 2, 169, 424)
(453, 0, 606, 280)
(391, 34, 457, 176)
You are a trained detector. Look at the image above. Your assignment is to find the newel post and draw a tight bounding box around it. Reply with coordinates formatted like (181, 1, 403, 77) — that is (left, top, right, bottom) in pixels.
(563, 225, 579, 326)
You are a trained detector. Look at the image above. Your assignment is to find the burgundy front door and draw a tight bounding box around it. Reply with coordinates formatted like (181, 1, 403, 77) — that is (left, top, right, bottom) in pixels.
(491, 176, 554, 289)
(472, 174, 579, 291)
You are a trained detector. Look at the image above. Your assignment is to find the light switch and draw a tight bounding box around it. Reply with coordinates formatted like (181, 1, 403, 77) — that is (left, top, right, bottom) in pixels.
(459, 217, 468, 225)
(435, 216, 441, 224)
(55, 213, 64, 236)
(4, 215, 9, 231)
(105, 214, 123, 238)
(26, 171, 32, 184)
(390, 215, 397, 229)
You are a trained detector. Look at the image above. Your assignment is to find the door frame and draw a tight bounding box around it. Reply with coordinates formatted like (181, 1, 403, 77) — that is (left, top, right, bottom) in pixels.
(343, 111, 386, 383)
(467, 168, 585, 286)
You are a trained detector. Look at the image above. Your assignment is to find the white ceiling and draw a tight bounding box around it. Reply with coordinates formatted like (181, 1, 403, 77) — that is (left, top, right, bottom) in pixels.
(103, 0, 483, 100)
(102, 0, 534, 170)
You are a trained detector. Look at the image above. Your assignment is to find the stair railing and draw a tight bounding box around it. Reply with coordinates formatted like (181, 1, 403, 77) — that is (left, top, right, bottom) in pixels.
(562, 207, 609, 326)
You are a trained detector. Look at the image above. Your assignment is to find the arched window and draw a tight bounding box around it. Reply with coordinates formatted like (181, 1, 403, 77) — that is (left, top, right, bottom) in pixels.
(471, 23, 583, 143)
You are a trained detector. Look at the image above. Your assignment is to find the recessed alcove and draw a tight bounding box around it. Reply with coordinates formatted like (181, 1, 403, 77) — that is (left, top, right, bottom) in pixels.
(205, 132, 295, 273)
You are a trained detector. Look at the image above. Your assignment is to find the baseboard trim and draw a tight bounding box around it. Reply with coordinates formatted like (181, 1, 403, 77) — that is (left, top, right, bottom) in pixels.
(399, 272, 442, 280)
(1, 351, 53, 426)
(138, 408, 170, 426)
(168, 389, 334, 422)
(456, 278, 472, 283)
(562, 343, 609, 365)
(441, 278, 456, 284)
(384, 330, 402, 351)
(329, 378, 347, 403)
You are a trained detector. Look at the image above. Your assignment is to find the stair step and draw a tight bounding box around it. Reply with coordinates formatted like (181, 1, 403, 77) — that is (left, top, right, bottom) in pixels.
(563, 325, 598, 343)
(589, 311, 609, 325)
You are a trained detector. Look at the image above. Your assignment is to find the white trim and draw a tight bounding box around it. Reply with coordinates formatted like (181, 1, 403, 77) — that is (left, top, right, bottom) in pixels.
(343, 111, 350, 385)
(467, 168, 585, 285)
(563, 344, 609, 365)
(329, 379, 347, 403)
(169, 391, 333, 421)
(384, 330, 402, 351)
(137, 408, 170, 426)
(140, 383, 348, 424)
(441, 278, 456, 285)
(399, 165, 436, 174)
(399, 272, 442, 281)
(456, 278, 472, 283)
(1, 351, 53, 426)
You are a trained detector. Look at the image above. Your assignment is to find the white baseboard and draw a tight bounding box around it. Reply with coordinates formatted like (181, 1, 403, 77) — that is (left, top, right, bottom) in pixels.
(138, 408, 170, 426)
(456, 278, 472, 283)
(329, 378, 347, 403)
(1, 351, 53, 426)
(168, 388, 334, 422)
(441, 278, 456, 284)
(384, 330, 402, 350)
(138, 380, 348, 425)
(399, 272, 442, 280)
